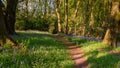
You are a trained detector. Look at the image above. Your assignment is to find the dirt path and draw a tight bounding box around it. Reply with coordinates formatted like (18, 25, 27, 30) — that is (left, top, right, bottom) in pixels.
(53, 34, 89, 68)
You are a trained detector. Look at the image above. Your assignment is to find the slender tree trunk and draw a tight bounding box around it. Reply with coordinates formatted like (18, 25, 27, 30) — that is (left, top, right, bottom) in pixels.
(72, 1, 80, 22)
(54, 0, 61, 33)
(23, 0, 29, 30)
(38, 0, 42, 16)
(44, 0, 47, 19)
(82, 1, 90, 36)
(71, 1, 80, 35)
(5, 0, 18, 35)
(65, 0, 68, 34)
(103, 1, 120, 47)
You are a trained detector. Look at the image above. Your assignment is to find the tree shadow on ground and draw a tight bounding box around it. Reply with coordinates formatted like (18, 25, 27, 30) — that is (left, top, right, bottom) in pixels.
(88, 52, 120, 68)
(71, 37, 120, 68)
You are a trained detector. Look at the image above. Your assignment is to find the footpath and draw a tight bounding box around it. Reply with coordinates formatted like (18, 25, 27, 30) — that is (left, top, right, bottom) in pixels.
(53, 34, 89, 68)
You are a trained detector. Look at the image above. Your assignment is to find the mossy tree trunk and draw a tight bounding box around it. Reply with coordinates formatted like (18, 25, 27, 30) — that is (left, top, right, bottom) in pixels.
(103, 1, 120, 47)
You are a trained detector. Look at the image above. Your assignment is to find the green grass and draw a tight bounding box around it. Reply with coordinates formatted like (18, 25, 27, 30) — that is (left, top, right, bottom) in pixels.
(0, 31, 73, 68)
(71, 38, 120, 68)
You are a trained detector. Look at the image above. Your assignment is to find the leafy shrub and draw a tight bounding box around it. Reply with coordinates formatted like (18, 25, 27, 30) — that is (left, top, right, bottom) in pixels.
(15, 19, 26, 30)
(16, 18, 50, 31)
(48, 22, 58, 34)
(48, 17, 58, 34)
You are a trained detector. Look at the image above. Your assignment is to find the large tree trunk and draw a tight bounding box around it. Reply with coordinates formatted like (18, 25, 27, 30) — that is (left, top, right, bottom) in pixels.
(5, 0, 18, 35)
(0, 1, 18, 46)
(54, 0, 61, 33)
(103, 1, 120, 47)
(0, 1, 6, 46)
(103, 28, 113, 46)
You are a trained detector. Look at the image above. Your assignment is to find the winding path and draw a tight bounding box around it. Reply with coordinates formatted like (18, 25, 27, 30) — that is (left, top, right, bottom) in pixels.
(53, 34, 89, 68)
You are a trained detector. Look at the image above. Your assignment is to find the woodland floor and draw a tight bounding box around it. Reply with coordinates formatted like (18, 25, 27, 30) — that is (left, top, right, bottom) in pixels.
(1, 30, 119, 68)
(53, 34, 89, 68)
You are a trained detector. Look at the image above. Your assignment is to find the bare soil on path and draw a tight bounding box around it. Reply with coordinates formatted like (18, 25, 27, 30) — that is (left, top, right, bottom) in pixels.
(53, 34, 89, 68)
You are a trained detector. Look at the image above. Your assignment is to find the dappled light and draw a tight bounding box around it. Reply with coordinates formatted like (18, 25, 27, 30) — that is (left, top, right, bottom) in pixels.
(0, 0, 120, 68)
(71, 37, 120, 68)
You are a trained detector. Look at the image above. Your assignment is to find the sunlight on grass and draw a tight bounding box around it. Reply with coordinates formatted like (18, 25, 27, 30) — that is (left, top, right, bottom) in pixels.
(71, 38, 120, 68)
(0, 31, 73, 68)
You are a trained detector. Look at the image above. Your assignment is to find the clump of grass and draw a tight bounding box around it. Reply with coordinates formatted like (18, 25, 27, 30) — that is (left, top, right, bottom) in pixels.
(0, 31, 73, 68)
(71, 38, 120, 68)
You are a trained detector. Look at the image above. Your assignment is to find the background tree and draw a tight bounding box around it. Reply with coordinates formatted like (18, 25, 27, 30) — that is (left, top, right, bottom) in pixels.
(14, 0, 120, 47)
(65, 0, 68, 34)
(54, 0, 61, 33)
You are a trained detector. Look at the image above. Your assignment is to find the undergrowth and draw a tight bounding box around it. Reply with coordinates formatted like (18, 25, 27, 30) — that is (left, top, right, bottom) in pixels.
(0, 31, 73, 68)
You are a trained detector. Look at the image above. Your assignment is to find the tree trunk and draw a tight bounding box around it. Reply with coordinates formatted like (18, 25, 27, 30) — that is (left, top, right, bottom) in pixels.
(54, 0, 61, 33)
(44, 0, 47, 19)
(65, 0, 68, 34)
(102, 28, 113, 46)
(103, 1, 119, 47)
(0, 1, 18, 46)
(5, 0, 18, 35)
(71, 1, 80, 35)
(82, 1, 91, 36)
(0, 1, 6, 46)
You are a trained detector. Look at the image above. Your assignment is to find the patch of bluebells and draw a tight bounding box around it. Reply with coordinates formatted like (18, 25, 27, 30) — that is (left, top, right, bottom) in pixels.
(67, 34, 102, 41)
(67, 34, 74, 37)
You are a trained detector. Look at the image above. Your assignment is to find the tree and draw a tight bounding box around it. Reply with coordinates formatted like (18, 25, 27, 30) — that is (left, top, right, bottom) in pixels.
(5, 0, 18, 34)
(0, 0, 7, 46)
(102, 0, 120, 47)
(54, 0, 61, 33)
(71, 1, 80, 35)
(0, 1, 18, 46)
(65, 0, 68, 34)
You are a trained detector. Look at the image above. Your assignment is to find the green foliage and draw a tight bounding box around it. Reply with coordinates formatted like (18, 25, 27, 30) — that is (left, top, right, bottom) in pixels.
(15, 19, 26, 30)
(48, 21, 58, 34)
(71, 38, 120, 68)
(15, 18, 36, 30)
(0, 31, 74, 68)
(15, 17, 55, 31)
(115, 12, 120, 21)
(48, 15, 58, 34)
(48, 22, 56, 34)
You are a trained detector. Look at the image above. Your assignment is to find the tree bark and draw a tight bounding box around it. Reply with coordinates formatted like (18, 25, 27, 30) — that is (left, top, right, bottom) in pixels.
(103, 1, 120, 47)
(71, 1, 80, 35)
(54, 0, 61, 33)
(0, 0, 18, 46)
(0, 1, 6, 46)
(65, 0, 68, 34)
(5, 0, 18, 35)
(103, 28, 113, 46)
